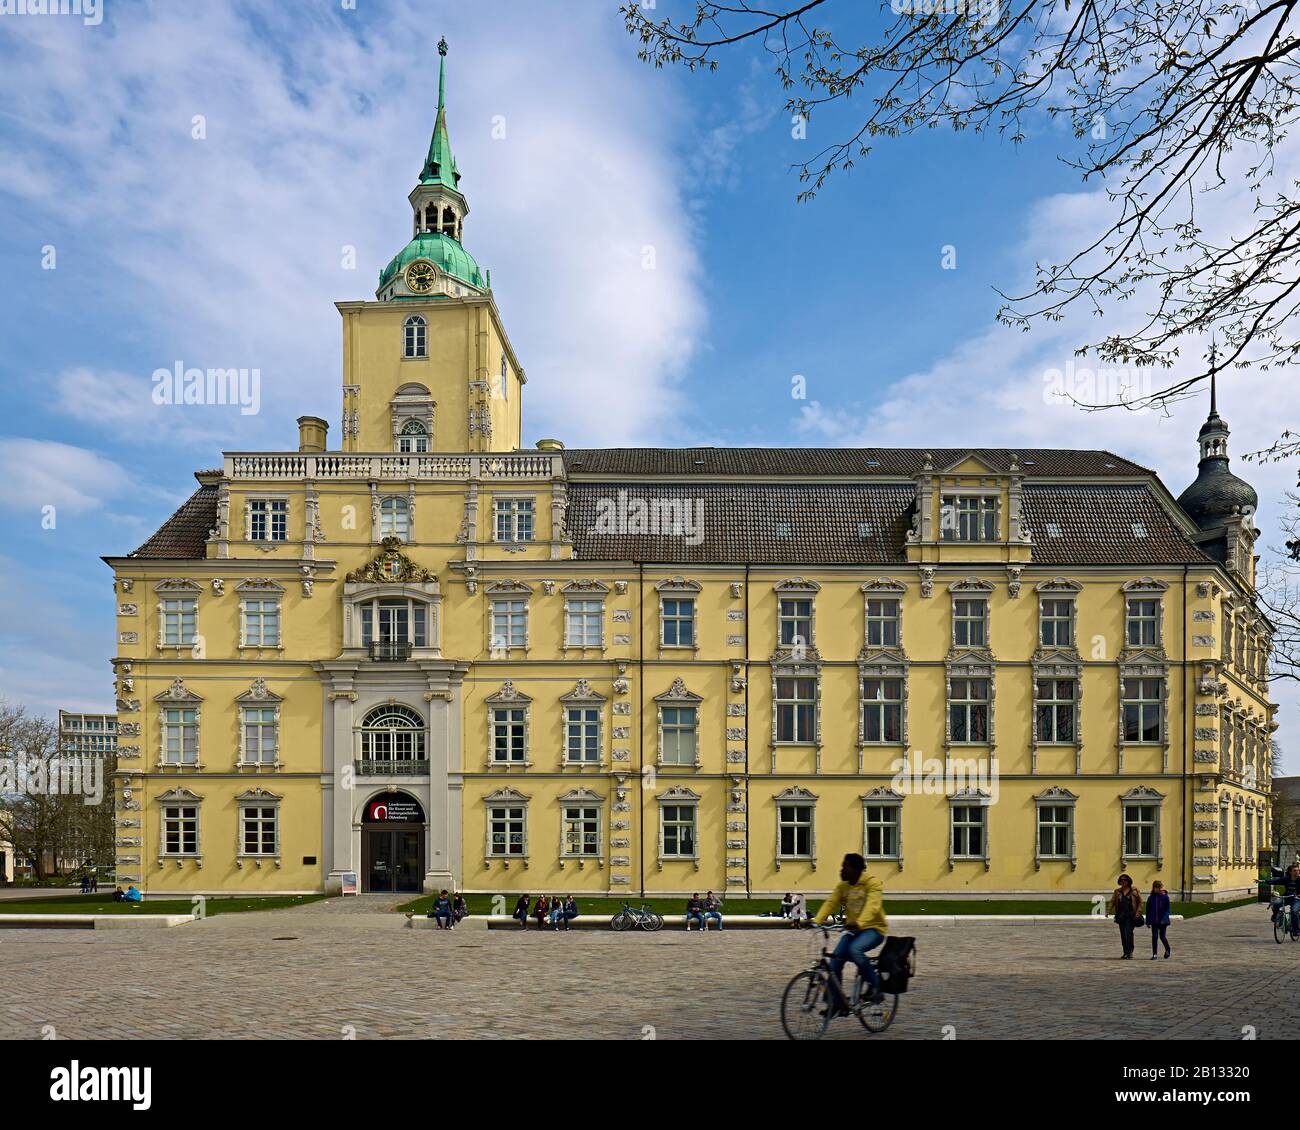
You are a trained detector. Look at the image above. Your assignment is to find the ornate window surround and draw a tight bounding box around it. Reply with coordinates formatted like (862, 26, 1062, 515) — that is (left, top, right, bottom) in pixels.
(485, 682, 532, 769)
(774, 784, 818, 869)
(390, 379, 435, 450)
(858, 579, 909, 766)
(948, 788, 992, 871)
(1119, 785, 1164, 869)
(1031, 579, 1084, 773)
(485, 579, 532, 653)
(235, 678, 283, 769)
(1117, 579, 1171, 772)
(774, 577, 821, 654)
(235, 786, 282, 868)
(656, 576, 702, 652)
(557, 786, 605, 867)
(562, 579, 609, 653)
(154, 578, 201, 655)
(484, 785, 530, 867)
(371, 483, 418, 543)
(1032, 786, 1078, 871)
(154, 678, 203, 770)
(1122, 577, 1169, 649)
(156, 785, 203, 866)
(656, 784, 701, 869)
(243, 494, 290, 547)
(861, 786, 904, 870)
(559, 679, 607, 767)
(948, 577, 993, 649)
(654, 677, 703, 769)
(944, 582, 996, 756)
(236, 577, 285, 655)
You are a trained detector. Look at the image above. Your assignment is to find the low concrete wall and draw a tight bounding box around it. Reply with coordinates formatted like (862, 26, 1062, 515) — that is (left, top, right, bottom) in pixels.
(405, 913, 1184, 931)
(0, 914, 195, 930)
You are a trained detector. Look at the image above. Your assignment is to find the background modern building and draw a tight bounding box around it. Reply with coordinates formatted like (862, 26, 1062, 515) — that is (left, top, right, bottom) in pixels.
(103, 44, 1277, 902)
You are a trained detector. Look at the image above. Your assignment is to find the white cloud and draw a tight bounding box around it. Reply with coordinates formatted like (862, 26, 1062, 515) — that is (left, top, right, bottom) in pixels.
(0, 439, 132, 515)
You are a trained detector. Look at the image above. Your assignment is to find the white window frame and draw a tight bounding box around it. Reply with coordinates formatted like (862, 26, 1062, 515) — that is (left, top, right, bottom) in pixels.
(1033, 788, 1077, 869)
(489, 598, 529, 651)
(775, 787, 817, 865)
(237, 791, 281, 861)
(247, 497, 288, 543)
(493, 497, 535, 543)
(564, 598, 604, 649)
(485, 789, 529, 861)
(657, 787, 700, 865)
(403, 314, 427, 359)
(379, 495, 411, 541)
(941, 493, 999, 542)
(862, 790, 903, 867)
(1120, 787, 1163, 866)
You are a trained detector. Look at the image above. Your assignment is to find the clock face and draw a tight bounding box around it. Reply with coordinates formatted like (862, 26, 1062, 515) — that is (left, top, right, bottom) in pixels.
(406, 260, 436, 293)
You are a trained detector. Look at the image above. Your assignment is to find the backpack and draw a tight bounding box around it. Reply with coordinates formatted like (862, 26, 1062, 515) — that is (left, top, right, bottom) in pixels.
(876, 936, 916, 994)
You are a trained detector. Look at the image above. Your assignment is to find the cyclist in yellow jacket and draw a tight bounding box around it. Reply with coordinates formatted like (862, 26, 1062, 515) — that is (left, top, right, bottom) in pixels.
(813, 852, 888, 1006)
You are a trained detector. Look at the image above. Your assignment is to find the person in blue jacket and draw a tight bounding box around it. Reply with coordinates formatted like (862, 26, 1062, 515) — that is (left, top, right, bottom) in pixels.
(1146, 880, 1172, 960)
(427, 889, 453, 929)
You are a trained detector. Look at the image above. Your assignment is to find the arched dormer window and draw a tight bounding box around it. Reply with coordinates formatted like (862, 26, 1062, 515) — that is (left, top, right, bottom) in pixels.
(380, 496, 411, 541)
(398, 418, 429, 453)
(357, 704, 426, 770)
(403, 315, 427, 359)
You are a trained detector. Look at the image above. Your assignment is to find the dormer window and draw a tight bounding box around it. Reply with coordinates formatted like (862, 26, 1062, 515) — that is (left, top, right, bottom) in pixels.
(403, 314, 427, 359)
(398, 418, 429, 453)
(941, 495, 998, 542)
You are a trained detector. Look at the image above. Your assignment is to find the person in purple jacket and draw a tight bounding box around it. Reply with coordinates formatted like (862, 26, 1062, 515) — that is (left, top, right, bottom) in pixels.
(1146, 880, 1172, 960)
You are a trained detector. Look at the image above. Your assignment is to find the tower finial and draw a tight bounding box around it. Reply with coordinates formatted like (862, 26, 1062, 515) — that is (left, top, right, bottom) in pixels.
(1208, 336, 1219, 415)
(437, 37, 448, 110)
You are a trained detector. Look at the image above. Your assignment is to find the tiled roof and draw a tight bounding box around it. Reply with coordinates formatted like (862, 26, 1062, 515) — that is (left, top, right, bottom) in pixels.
(129, 486, 219, 558)
(566, 483, 915, 564)
(562, 447, 1152, 478)
(567, 481, 1210, 566)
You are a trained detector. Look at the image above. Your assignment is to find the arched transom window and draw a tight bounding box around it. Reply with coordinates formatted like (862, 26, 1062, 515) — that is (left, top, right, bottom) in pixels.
(358, 704, 426, 768)
(398, 418, 429, 453)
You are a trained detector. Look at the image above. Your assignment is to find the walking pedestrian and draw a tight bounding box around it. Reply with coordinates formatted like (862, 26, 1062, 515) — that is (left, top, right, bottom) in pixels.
(1107, 873, 1144, 959)
(1146, 880, 1172, 960)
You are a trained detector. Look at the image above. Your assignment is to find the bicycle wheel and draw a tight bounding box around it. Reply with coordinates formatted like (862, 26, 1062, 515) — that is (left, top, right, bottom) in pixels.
(611, 912, 633, 932)
(642, 911, 664, 932)
(857, 991, 900, 1033)
(780, 970, 832, 1041)
(1275, 913, 1286, 944)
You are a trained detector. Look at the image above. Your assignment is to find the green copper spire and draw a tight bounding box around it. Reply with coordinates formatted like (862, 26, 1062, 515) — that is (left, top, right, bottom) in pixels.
(420, 37, 461, 191)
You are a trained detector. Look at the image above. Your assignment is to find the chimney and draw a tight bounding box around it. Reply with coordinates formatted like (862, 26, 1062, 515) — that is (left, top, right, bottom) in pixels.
(297, 416, 329, 453)
(535, 438, 564, 451)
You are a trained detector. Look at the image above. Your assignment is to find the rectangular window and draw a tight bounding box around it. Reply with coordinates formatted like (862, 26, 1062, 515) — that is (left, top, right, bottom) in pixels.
(951, 805, 986, 858)
(565, 707, 601, 764)
(565, 600, 603, 648)
(493, 498, 535, 543)
(360, 599, 427, 647)
(562, 806, 600, 857)
(949, 678, 989, 743)
(161, 598, 197, 647)
(1122, 677, 1163, 743)
(241, 707, 278, 764)
(242, 599, 281, 647)
(1247, 810, 1255, 860)
(778, 598, 813, 648)
(488, 806, 526, 856)
(861, 677, 903, 743)
(1125, 804, 1159, 858)
(489, 600, 528, 650)
(865, 598, 900, 647)
(249, 499, 288, 542)
(942, 495, 998, 542)
(660, 706, 698, 765)
(490, 708, 527, 763)
(379, 498, 410, 540)
(661, 598, 696, 646)
(1037, 805, 1073, 858)
(864, 804, 900, 859)
(1126, 598, 1160, 647)
(1234, 807, 1242, 861)
(661, 805, 696, 858)
(163, 805, 198, 855)
(1035, 678, 1076, 743)
(775, 676, 817, 743)
(162, 708, 198, 765)
(778, 804, 814, 859)
(953, 599, 987, 647)
(1039, 599, 1073, 647)
(240, 806, 278, 856)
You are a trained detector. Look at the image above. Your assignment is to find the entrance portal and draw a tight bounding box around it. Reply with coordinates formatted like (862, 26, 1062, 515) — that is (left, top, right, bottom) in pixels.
(360, 792, 426, 893)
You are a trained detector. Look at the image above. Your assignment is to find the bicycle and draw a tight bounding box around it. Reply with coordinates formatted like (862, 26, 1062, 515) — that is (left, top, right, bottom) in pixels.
(610, 902, 663, 932)
(780, 924, 899, 1040)
(1271, 896, 1300, 944)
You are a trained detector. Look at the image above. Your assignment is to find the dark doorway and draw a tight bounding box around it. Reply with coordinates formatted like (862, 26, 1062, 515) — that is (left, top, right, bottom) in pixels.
(363, 825, 424, 893)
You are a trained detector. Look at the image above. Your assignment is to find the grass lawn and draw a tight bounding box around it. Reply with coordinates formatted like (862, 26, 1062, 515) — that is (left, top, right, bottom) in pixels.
(394, 893, 1261, 918)
(0, 893, 328, 916)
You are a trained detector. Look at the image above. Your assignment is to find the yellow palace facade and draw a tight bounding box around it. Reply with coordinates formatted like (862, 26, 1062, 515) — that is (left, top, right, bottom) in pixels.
(104, 44, 1276, 902)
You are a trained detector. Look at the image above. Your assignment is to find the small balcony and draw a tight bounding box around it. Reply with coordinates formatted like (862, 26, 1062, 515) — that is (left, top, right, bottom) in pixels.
(368, 640, 412, 661)
(355, 758, 429, 777)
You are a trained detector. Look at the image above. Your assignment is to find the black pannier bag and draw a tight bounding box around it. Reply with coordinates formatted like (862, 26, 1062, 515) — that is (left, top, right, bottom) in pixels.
(876, 936, 916, 993)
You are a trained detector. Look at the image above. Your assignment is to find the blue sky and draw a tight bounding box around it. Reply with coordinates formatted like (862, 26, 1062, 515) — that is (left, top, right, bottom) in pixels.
(1, 0, 1295, 758)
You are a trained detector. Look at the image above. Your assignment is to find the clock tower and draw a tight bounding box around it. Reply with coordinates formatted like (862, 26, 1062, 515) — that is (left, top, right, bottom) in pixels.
(337, 37, 525, 455)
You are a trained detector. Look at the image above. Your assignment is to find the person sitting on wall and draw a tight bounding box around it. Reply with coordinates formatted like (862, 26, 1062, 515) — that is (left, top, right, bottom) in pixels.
(780, 892, 794, 919)
(112, 886, 126, 903)
(533, 894, 551, 931)
(513, 894, 531, 928)
(547, 894, 567, 929)
(452, 892, 468, 925)
(703, 891, 724, 931)
(685, 893, 705, 932)
(558, 895, 578, 931)
(428, 889, 454, 929)
(124, 885, 143, 903)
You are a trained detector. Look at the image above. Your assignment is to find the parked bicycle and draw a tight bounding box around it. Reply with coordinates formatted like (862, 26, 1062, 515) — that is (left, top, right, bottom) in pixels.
(610, 902, 663, 932)
(780, 924, 909, 1040)
(1272, 896, 1300, 944)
